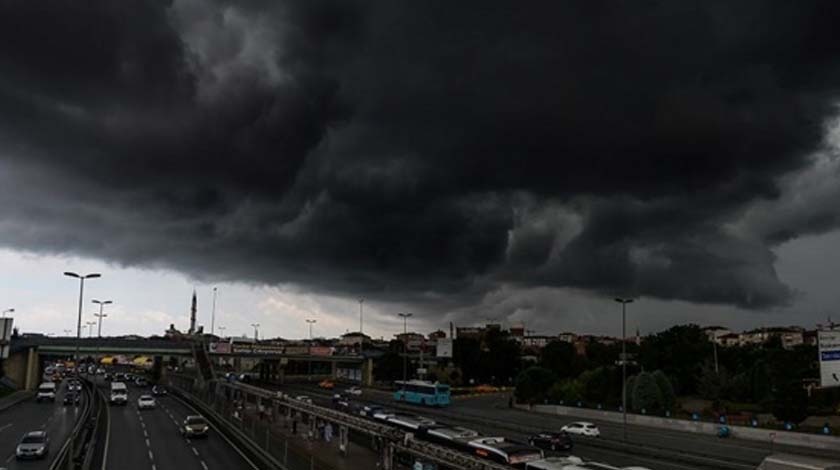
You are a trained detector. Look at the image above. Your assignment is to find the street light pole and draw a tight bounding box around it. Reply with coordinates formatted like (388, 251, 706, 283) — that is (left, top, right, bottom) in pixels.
(211, 287, 217, 337)
(250, 323, 260, 342)
(1, 308, 13, 318)
(92, 299, 112, 338)
(615, 297, 633, 442)
(398, 313, 413, 396)
(64, 272, 101, 374)
(218, 326, 226, 339)
(86, 321, 96, 338)
(305, 319, 317, 380)
(359, 299, 364, 335)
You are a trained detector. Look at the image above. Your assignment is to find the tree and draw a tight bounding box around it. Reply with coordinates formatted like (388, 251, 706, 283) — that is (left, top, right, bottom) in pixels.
(632, 371, 664, 413)
(548, 379, 584, 403)
(454, 337, 482, 382)
(540, 341, 580, 379)
(624, 375, 636, 411)
(579, 367, 620, 406)
(653, 370, 676, 412)
(772, 381, 809, 424)
(697, 361, 727, 403)
(638, 324, 709, 395)
(481, 331, 522, 384)
(515, 367, 557, 403)
(373, 352, 404, 382)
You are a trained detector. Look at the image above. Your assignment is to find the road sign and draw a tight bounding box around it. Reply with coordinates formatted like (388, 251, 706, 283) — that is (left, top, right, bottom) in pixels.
(818, 330, 840, 388)
(436, 339, 452, 358)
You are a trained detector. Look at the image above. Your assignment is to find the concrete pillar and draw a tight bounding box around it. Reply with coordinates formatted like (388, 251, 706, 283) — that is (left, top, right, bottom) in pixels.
(381, 442, 393, 470)
(24, 347, 37, 391)
(362, 358, 374, 387)
(339, 425, 349, 455)
(331, 361, 337, 379)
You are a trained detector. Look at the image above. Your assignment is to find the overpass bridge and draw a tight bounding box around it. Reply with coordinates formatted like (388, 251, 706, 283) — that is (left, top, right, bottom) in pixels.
(3, 336, 373, 390)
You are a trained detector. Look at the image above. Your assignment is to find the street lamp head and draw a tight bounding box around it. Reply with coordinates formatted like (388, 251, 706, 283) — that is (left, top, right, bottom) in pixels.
(84, 273, 101, 279)
(64, 272, 80, 279)
(614, 297, 634, 304)
(92, 299, 113, 305)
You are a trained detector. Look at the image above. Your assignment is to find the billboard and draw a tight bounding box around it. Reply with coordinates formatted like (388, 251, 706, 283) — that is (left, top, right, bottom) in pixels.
(310, 346, 334, 356)
(208, 342, 231, 354)
(0, 317, 12, 359)
(818, 330, 840, 388)
(436, 338, 453, 358)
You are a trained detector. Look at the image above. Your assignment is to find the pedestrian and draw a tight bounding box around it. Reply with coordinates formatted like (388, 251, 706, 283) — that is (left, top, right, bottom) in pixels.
(324, 422, 333, 443)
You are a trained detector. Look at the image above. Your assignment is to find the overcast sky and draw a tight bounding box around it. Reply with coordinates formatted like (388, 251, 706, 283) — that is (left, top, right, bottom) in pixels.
(2, 1, 840, 339)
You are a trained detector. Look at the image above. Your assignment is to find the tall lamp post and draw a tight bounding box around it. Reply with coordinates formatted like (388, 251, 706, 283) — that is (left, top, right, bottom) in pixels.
(615, 297, 634, 442)
(64, 272, 101, 374)
(92, 299, 112, 338)
(305, 319, 316, 380)
(358, 299, 364, 334)
(1, 308, 13, 318)
(398, 313, 413, 396)
(218, 326, 226, 339)
(211, 287, 218, 337)
(86, 321, 96, 338)
(250, 323, 260, 341)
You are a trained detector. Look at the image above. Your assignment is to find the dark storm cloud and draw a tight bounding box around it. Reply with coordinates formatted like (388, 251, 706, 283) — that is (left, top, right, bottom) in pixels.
(1, 0, 840, 313)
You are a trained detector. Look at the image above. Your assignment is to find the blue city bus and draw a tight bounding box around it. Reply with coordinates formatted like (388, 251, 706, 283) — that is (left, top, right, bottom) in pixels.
(394, 380, 451, 407)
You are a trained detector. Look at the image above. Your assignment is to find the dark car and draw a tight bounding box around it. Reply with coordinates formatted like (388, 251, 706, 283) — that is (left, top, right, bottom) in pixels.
(528, 431, 573, 452)
(63, 392, 80, 406)
(104, 373, 113, 381)
(180, 415, 210, 438)
(152, 385, 168, 396)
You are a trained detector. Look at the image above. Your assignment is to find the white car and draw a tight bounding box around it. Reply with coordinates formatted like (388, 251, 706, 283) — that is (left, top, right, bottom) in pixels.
(294, 395, 313, 404)
(345, 386, 362, 396)
(137, 395, 156, 410)
(560, 422, 600, 437)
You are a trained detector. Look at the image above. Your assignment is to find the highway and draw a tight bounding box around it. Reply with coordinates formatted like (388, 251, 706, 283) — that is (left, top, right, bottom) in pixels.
(91, 376, 254, 470)
(274, 382, 840, 470)
(0, 384, 83, 470)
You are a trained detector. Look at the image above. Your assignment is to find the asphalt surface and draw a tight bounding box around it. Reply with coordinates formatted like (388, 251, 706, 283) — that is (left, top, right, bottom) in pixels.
(91, 376, 253, 470)
(272, 383, 840, 470)
(0, 382, 84, 470)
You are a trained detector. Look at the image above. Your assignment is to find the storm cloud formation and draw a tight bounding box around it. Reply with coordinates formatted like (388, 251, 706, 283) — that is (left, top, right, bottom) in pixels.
(2, 0, 840, 315)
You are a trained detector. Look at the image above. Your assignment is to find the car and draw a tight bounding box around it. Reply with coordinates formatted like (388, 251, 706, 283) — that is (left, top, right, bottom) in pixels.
(359, 405, 382, 418)
(135, 378, 149, 387)
(180, 415, 210, 438)
(345, 386, 362, 396)
(63, 392, 80, 406)
(104, 373, 113, 381)
(293, 395, 313, 404)
(318, 379, 335, 389)
(152, 385, 168, 396)
(36, 382, 57, 402)
(560, 422, 600, 437)
(137, 395, 156, 410)
(114, 373, 125, 381)
(68, 381, 82, 392)
(96, 368, 105, 375)
(528, 431, 574, 452)
(15, 431, 49, 460)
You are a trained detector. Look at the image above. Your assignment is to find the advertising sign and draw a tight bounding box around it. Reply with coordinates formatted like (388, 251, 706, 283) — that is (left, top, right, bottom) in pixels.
(310, 346, 334, 357)
(208, 342, 231, 354)
(818, 330, 840, 388)
(0, 317, 12, 359)
(436, 338, 453, 358)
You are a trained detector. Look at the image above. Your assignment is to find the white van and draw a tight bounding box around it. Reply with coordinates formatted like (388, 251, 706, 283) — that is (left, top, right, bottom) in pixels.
(109, 382, 128, 405)
(36, 382, 57, 402)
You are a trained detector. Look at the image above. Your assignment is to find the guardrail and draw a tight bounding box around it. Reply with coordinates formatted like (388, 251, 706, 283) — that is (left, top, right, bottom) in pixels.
(167, 382, 280, 470)
(48, 378, 94, 470)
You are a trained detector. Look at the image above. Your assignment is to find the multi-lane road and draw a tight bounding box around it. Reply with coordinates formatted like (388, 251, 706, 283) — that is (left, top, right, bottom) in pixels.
(90, 376, 254, 470)
(0, 386, 82, 470)
(277, 382, 840, 470)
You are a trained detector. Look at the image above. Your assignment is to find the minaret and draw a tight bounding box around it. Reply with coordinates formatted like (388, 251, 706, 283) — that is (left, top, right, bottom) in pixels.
(189, 290, 197, 335)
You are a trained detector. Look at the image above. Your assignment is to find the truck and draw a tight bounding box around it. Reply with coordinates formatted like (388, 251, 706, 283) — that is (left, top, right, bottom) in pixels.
(757, 454, 840, 470)
(109, 382, 128, 406)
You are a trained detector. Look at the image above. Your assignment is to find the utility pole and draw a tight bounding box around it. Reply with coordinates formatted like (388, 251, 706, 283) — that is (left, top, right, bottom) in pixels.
(398, 313, 413, 396)
(250, 323, 260, 341)
(92, 299, 112, 338)
(614, 297, 634, 442)
(305, 319, 317, 380)
(211, 287, 217, 337)
(359, 298, 364, 335)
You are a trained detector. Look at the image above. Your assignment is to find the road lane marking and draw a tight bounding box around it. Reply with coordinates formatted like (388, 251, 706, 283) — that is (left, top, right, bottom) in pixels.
(5, 453, 14, 463)
(148, 450, 154, 460)
(143, 429, 148, 438)
(192, 447, 199, 456)
(0, 423, 13, 432)
(145, 438, 150, 447)
(152, 466, 156, 470)
(200, 461, 208, 470)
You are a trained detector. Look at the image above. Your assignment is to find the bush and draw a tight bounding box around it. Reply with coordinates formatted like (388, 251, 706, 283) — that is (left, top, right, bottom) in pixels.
(624, 375, 636, 411)
(653, 370, 676, 412)
(632, 371, 664, 413)
(772, 381, 809, 424)
(515, 367, 557, 403)
(548, 379, 585, 403)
